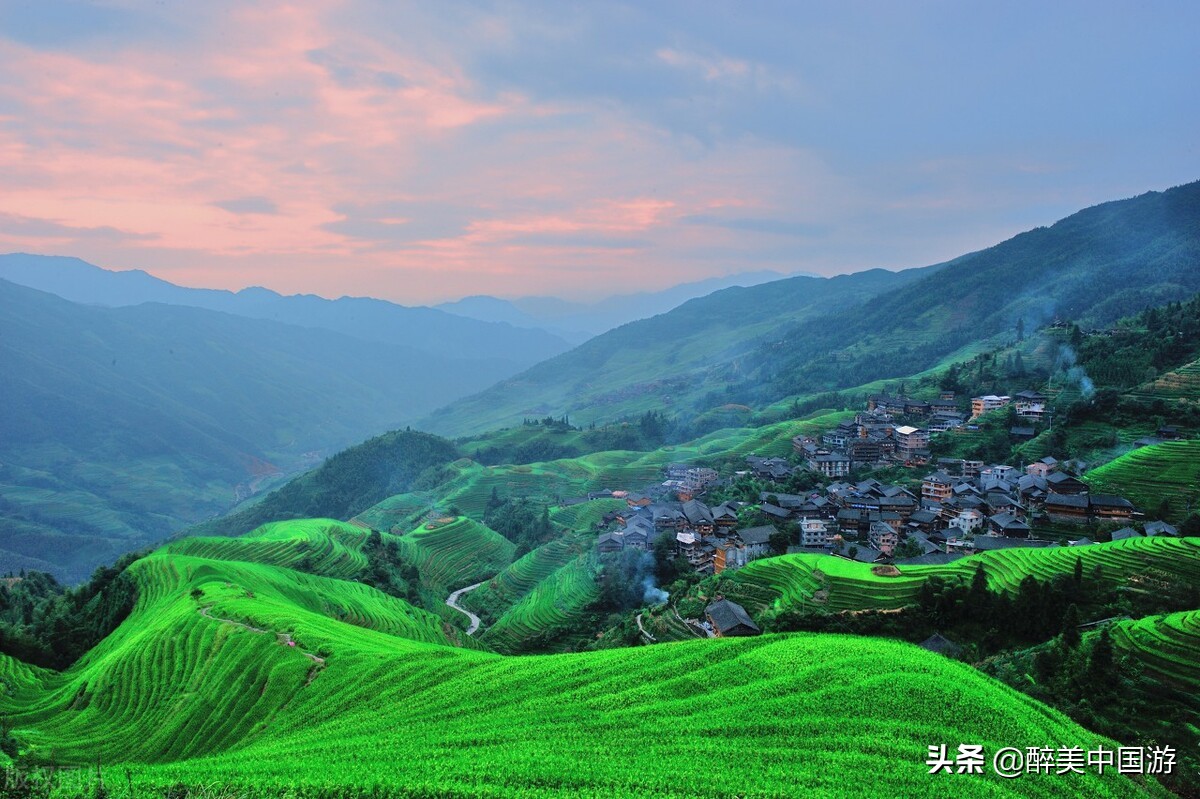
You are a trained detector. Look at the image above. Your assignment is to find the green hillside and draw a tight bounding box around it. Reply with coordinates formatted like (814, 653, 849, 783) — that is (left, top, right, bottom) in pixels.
(1110, 609, 1200, 691)
(395, 516, 516, 596)
(1128, 358, 1200, 404)
(1084, 441, 1200, 521)
(714, 537, 1200, 620)
(0, 280, 469, 581)
(425, 180, 1200, 438)
(0, 528, 1166, 798)
(478, 553, 602, 653)
(164, 519, 371, 579)
(187, 429, 460, 538)
(422, 266, 933, 436)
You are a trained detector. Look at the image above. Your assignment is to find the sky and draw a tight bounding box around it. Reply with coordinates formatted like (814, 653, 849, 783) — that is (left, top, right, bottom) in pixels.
(0, 1, 1197, 305)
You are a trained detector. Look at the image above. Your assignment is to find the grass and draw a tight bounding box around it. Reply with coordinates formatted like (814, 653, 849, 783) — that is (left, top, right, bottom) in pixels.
(1127, 357, 1200, 404)
(1084, 440, 1200, 520)
(0, 521, 1166, 797)
(463, 538, 581, 623)
(350, 489, 438, 533)
(549, 498, 627, 530)
(478, 554, 602, 653)
(395, 516, 516, 595)
(718, 537, 1200, 619)
(1109, 609, 1200, 691)
(165, 519, 371, 579)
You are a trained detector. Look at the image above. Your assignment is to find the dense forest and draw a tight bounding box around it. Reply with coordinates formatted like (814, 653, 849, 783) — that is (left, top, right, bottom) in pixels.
(190, 430, 460, 537)
(0, 553, 141, 670)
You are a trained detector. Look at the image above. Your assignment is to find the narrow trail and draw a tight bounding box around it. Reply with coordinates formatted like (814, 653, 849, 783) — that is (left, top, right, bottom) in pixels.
(672, 603, 705, 638)
(446, 582, 484, 636)
(636, 613, 656, 642)
(199, 605, 327, 668)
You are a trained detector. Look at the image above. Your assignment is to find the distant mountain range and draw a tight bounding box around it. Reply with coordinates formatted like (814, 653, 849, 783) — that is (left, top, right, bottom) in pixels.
(435, 270, 815, 338)
(0, 254, 572, 366)
(0, 256, 576, 582)
(423, 180, 1200, 437)
(0, 278, 546, 580)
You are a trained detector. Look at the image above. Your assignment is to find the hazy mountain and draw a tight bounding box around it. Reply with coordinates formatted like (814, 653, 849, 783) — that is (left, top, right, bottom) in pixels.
(421, 266, 935, 437)
(435, 269, 812, 337)
(423, 180, 1200, 438)
(0, 280, 515, 582)
(0, 254, 571, 367)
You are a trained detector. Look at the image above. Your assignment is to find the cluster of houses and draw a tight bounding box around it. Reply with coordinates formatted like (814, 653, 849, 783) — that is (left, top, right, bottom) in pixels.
(596, 494, 777, 575)
(741, 453, 1155, 565)
(580, 375, 1185, 580)
(793, 389, 1054, 473)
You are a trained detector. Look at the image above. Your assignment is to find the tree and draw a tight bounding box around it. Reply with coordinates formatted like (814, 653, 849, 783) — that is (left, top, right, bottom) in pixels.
(1061, 604, 1081, 649)
(1087, 629, 1115, 688)
(768, 530, 790, 556)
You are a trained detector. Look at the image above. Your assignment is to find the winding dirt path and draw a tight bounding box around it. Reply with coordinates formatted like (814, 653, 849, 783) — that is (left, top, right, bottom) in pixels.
(199, 605, 327, 667)
(636, 612, 656, 642)
(445, 582, 484, 636)
(672, 603, 706, 638)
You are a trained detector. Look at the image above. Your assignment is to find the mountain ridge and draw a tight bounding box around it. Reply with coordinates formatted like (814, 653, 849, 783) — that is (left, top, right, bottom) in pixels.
(423, 180, 1200, 437)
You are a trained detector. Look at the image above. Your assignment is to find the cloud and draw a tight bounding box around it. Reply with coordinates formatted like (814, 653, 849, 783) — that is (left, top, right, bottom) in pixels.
(0, 2, 1195, 303)
(213, 197, 279, 215)
(503, 233, 649, 249)
(0, 212, 156, 244)
(680, 214, 828, 238)
(322, 200, 479, 245)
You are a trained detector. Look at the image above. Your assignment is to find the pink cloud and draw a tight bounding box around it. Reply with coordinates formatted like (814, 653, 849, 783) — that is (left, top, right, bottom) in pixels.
(0, 2, 850, 303)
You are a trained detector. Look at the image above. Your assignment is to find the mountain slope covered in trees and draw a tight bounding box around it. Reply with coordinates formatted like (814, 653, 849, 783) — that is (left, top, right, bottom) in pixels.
(0, 282, 477, 581)
(425, 181, 1200, 437)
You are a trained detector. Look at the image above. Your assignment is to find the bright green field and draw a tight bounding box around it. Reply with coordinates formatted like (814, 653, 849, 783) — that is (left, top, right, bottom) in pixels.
(718, 537, 1200, 619)
(1109, 608, 1200, 690)
(464, 538, 580, 621)
(1127, 357, 1200, 403)
(479, 553, 602, 653)
(1084, 440, 1200, 520)
(0, 521, 1165, 798)
(395, 515, 517, 595)
(165, 518, 372, 578)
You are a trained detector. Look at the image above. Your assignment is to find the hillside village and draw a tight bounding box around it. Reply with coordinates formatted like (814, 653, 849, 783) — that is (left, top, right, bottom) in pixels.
(582, 388, 1180, 583)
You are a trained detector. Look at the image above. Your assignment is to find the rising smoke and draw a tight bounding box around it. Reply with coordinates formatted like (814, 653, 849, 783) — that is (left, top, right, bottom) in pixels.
(1057, 345, 1096, 399)
(638, 551, 669, 605)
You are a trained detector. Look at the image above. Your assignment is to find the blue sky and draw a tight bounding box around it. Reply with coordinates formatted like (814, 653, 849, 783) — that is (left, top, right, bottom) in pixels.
(0, 1, 1195, 303)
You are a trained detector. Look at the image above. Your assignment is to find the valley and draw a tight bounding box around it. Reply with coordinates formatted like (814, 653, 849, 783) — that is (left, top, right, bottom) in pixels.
(3, 183, 1200, 797)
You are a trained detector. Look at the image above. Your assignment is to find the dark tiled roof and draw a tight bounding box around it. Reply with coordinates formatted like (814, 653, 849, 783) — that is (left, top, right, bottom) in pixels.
(737, 525, 778, 546)
(919, 633, 964, 656)
(706, 599, 760, 635)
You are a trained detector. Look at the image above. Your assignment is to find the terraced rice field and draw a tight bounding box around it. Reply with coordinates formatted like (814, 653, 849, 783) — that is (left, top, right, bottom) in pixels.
(479, 554, 601, 653)
(1127, 358, 1200, 403)
(0, 523, 1166, 796)
(361, 412, 857, 530)
(730, 553, 929, 615)
(464, 538, 580, 620)
(549, 497, 626, 530)
(350, 489, 437, 533)
(1084, 440, 1200, 520)
(165, 518, 370, 578)
(726, 537, 1200, 618)
(395, 516, 516, 594)
(0, 521, 1171, 797)
(1109, 609, 1200, 690)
